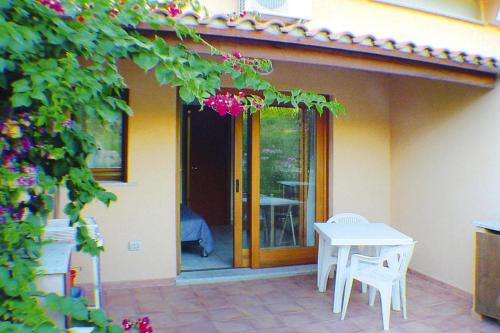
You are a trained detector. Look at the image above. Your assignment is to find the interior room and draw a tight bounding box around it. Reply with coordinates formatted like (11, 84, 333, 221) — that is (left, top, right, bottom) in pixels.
(180, 104, 234, 271)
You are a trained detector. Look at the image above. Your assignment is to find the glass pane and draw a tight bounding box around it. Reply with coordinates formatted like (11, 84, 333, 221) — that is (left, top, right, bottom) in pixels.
(259, 107, 316, 248)
(86, 117, 123, 169)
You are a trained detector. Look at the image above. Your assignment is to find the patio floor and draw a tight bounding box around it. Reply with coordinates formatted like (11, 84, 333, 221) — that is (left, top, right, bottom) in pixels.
(100, 271, 499, 333)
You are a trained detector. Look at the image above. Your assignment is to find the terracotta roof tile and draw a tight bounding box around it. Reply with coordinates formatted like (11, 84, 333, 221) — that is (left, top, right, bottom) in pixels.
(395, 41, 417, 54)
(306, 28, 332, 42)
(414, 45, 434, 57)
(331, 32, 355, 44)
(153, 12, 499, 71)
(374, 38, 397, 50)
(431, 48, 451, 59)
(353, 34, 377, 47)
(465, 54, 482, 65)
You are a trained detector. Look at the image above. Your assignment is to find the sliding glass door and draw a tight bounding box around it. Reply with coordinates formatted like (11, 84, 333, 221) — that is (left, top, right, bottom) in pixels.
(234, 106, 328, 268)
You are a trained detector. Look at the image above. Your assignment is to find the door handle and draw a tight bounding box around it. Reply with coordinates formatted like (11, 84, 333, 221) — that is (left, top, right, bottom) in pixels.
(235, 179, 240, 193)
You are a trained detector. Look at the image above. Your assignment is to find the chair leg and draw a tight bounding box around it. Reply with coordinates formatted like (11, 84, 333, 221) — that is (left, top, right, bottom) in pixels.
(379, 285, 392, 331)
(319, 264, 332, 292)
(369, 285, 376, 306)
(341, 275, 354, 320)
(400, 278, 407, 319)
(289, 210, 296, 246)
(278, 218, 286, 245)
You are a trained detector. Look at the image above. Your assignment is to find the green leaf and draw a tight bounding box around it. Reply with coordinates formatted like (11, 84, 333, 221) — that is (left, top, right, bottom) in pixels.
(179, 86, 195, 103)
(0, 58, 15, 72)
(89, 308, 108, 326)
(35, 323, 59, 333)
(155, 64, 175, 85)
(0, 266, 9, 287)
(133, 53, 159, 71)
(107, 324, 123, 333)
(263, 90, 277, 104)
(96, 191, 117, 206)
(11, 93, 31, 107)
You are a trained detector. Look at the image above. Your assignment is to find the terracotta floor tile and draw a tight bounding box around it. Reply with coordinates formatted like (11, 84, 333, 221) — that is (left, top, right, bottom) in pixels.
(102, 272, 496, 333)
(207, 307, 249, 322)
(170, 310, 209, 325)
(213, 318, 256, 332)
(264, 301, 304, 314)
(247, 315, 285, 330)
(280, 311, 317, 327)
(226, 294, 262, 306)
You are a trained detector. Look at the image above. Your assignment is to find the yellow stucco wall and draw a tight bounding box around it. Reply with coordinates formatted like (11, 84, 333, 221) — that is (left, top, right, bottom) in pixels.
(390, 77, 500, 292)
(67, 61, 392, 284)
(66, 60, 179, 283)
(203, 0, 500, 58)
(63, 1, 500, 293)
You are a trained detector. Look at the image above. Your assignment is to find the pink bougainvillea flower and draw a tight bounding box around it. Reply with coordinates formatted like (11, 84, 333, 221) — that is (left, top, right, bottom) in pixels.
(18, 136, 32, 151)
(231, 51, 242, 59)
(3, 153, 17, 171)
(38, 0, 65, 14)
(109, 7, 119, 18)
(167, 2, 182, 17)
(16, 175, 36, 187)
(203, 93, 245, 117)
(11, 207, 26, 220)
(122, 319, 132, 331)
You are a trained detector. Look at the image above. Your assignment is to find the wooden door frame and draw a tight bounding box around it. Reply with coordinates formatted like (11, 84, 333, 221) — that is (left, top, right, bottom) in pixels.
(233, 115, 243, 267)
(178, 94, 330, 272)
(249, 112, 261, 268)
(247, 105, 330, 268)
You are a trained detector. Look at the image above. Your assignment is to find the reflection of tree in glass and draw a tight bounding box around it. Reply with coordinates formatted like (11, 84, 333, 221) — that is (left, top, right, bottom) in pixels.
(86, 117, 123, 169)
(260, 107, 301, 197)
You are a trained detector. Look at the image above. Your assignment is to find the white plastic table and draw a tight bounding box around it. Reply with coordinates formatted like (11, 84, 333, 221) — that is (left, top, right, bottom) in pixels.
(244, 195, 300, 246)
(314, 222, 413, 313)
(260, 195, 299, 247)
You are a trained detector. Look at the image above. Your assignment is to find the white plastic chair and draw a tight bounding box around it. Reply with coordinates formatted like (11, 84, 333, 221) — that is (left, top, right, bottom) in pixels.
(317, 213, 370, 292)
(341, 242, 416, 331)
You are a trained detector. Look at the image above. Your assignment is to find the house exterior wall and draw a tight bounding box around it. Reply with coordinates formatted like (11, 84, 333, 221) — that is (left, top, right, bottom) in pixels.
(62, 1, 500, 292)
(203, 0, 500, 57)
(203, 0, 500, 293)
(66, 60, 179, 283)
(66, 61, 392, 284)
(390, 77, 500, 293)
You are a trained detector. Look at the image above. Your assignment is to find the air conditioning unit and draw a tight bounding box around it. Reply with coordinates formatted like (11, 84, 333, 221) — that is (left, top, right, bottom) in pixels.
(239, 0, 312, 22)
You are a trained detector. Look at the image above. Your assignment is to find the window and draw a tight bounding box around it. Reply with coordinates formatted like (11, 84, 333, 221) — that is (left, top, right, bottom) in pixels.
(373, 0, 483, 23)
(86, 90, 129, 182)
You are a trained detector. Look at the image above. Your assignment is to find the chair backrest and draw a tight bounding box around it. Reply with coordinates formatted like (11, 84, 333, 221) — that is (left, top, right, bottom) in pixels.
(380, 242, 416, 277)
(326, 213, 369, 225)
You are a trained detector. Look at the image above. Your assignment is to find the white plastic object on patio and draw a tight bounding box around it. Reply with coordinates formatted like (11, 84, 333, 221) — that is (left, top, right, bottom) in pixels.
(317, 213, 370, 293)
(341, 242, 416, 331)
(44, 217, 103, 309)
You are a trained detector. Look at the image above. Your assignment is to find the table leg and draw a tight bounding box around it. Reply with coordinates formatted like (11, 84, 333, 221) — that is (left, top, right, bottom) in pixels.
(333, 245, 350, 313)
(317, 236, 324, 289)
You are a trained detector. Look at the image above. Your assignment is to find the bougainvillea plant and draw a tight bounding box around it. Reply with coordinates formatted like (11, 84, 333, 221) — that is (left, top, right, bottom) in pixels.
(0, 0, 344, 332)
(122, 317, 153, 333)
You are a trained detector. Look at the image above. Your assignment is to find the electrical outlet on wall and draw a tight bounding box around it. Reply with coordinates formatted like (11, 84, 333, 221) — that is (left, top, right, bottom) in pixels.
(128, 240, 142, 251)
